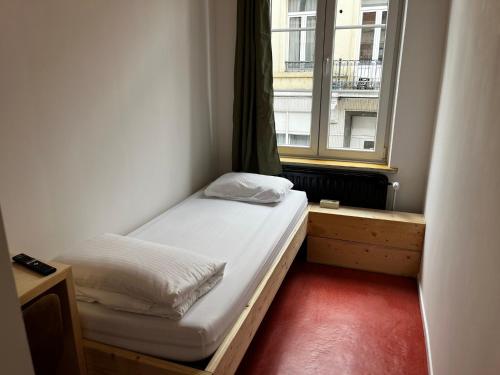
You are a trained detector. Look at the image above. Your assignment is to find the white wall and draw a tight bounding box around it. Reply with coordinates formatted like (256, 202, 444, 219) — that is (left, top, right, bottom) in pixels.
(0, 0, 217, 260)
(211, 0, 450, 213)
(420, 0, 500, 373)
(388, 0, 450, 212)
(0, 208, 34, 375)
(211, 0, 237, 174)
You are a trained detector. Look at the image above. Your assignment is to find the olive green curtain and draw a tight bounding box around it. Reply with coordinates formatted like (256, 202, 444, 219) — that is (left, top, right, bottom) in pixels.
(232, 0, 282, 175)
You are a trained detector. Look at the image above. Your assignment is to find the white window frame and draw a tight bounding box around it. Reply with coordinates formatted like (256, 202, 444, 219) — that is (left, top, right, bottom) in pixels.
(274, 0, 403, 163)
(287, 11, 316, 63)
(357, 6, 388, 62)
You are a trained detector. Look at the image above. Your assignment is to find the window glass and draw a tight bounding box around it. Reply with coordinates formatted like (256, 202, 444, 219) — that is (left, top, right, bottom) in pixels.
(326, 1, 389, 153)
(276, 133, 287, 145)
(349, 114, 377, 150)
(362, 10, 376, 24)
(272, 0, 399, 160)
(359, 12, 376, 61)
(305, 16, 316, 61)
(288, 17, 301, 62)
(275, 112, 287, 133)
(289, 134, 310, 146)
(289, 112, 311, 133)
(272, 0, 318, 148)
(275, 111, 312, 147)
(378, 11, 388, 61)
(288, 0, 317, 13)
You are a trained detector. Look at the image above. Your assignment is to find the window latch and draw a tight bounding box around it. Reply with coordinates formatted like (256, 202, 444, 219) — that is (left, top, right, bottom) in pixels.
(324, 57, 331, 75)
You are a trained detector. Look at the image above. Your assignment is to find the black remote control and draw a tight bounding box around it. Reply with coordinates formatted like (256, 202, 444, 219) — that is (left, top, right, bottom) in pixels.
(12, 253, 57, 276)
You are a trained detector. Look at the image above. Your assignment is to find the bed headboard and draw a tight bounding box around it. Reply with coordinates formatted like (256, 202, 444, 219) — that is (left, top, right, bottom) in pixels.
(281, 164, 388, 209)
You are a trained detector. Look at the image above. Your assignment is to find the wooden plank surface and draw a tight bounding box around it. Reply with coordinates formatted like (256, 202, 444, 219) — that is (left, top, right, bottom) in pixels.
(12, 262, 86, 375)
(205, 210, 308, 375)
(308, 206, 425, 251)
(309, 204, 425, 224)
(307, 236, 421, 277)
(64, 270, 88, 374)
(280, 157, 398, 173)
(84, 339, 211, 375)
(13, 261, 70, 305)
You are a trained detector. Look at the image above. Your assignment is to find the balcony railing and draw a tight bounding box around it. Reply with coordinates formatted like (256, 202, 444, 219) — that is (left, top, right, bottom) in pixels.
(332, 59, 382, 90)
(284, 59, 382, 90)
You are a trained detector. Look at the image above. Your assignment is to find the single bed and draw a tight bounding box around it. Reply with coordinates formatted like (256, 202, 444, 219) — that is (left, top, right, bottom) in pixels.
(81, 189, 308, 375)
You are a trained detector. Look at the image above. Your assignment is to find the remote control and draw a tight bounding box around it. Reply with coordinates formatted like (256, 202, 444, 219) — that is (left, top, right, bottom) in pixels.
(12, 253, 57, 276)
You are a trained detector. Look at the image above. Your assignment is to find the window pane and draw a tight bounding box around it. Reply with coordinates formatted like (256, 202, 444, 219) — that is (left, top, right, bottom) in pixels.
(289, 112, 311, 132)
(289, 134, 310, 146)
(378, 11, 388, 61)
(359, 11, 376, 61)
(275, 112, 287, 133)
(305, 16, 316, 61)
(326, 0, 388, 152)
(272, 0, 317, 149)
(276, 133, 287, 145)
(362, 11, 376, 25)
(288, 0, 317, 12)
(348, 113, 377, 150)
(359, 29, 375, 61)
(288, 17, 301, 62)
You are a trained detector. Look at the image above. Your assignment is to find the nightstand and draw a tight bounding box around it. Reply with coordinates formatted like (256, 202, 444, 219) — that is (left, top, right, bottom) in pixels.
(307, 204, 426, 277)
(12, 261, 86, 374)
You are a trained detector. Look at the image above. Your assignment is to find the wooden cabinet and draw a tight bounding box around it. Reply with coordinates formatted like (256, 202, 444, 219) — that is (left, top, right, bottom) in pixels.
(12, 261, 86, 375)
(307, 204, 426, 277)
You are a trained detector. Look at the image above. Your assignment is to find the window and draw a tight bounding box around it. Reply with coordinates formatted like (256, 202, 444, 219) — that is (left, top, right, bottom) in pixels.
(359, 8, 388, 62)
(275, 110, 312, 146)
(342, 111, 377, 150)
(271, 0, 402, 162)
(287, 1, 317, 72)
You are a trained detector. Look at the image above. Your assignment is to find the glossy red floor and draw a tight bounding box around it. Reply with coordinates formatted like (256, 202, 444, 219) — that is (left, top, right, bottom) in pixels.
(236, 261, 428, 375)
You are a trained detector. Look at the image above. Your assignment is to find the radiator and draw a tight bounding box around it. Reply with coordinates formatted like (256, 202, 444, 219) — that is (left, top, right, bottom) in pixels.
(281, 164, 388, 209)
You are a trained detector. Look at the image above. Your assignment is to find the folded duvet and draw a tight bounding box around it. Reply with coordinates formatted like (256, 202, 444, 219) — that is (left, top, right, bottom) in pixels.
(56, 233, 226, 319)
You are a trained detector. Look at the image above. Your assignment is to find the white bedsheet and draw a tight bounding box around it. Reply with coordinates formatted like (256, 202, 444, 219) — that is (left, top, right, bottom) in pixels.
(78, 189, 308, 361)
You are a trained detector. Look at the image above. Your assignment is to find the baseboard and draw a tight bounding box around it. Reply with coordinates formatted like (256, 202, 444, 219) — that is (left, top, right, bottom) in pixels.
(418, 280, 434, 375)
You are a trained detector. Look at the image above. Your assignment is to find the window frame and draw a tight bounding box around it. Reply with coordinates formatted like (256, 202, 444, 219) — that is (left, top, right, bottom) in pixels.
(275, 0, 404, 163)
(275, 0, 326, 157)
(356, 7, 388, 63)
(287, 11, 316, 65)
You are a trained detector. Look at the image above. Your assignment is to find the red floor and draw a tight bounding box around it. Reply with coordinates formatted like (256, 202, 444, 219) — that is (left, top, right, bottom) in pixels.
(236, 261, 428, 375)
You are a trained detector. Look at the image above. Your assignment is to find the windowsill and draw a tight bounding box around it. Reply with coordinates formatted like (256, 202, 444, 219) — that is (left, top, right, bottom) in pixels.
(280, 156, 398, 173)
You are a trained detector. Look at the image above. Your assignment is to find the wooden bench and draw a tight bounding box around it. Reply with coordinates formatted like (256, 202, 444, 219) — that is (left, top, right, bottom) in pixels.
(307, 204, 425, 277)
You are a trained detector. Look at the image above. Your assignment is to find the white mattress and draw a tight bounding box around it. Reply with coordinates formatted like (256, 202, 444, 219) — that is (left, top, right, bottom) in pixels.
(78, 189, 308, 361)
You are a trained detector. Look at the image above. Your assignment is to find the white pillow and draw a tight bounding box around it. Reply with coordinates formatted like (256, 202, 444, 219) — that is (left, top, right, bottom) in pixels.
(204, 172, 293, 203)
(56, 233, 226, 319)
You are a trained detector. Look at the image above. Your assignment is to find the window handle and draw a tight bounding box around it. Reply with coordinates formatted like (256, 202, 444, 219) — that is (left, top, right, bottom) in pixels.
(324, 57, 331, 75)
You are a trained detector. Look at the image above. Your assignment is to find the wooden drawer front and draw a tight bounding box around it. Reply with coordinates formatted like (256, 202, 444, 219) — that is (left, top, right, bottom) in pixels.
(308, 211, 425, 251)
(307, 236, 421, 277)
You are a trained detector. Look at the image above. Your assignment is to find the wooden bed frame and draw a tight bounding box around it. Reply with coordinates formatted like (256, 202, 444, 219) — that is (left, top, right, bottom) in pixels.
(83, 209, 309, 375)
